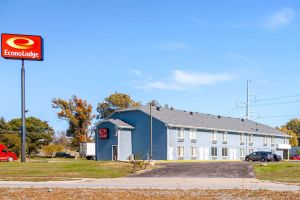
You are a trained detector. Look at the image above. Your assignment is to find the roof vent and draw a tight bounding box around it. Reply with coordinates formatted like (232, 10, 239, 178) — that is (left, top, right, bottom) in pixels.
(190, 112, 193, 115)
(157, 107, 161, 111)
(218, 115, 221, 119)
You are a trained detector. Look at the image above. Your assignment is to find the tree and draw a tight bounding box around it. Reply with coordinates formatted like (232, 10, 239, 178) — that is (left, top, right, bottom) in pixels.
(52, 95, 94, 149)
(8, 117, 54, 157)
(0, 117, 54, 156)
(96, 92, 141, 119)
(281, 118, 300, 145)
(279, 126, 299, 147)
(42, 144, 64, 158)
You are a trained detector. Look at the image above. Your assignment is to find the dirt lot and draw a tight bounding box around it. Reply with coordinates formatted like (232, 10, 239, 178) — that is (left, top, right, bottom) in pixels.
(0, 188, 299, 200)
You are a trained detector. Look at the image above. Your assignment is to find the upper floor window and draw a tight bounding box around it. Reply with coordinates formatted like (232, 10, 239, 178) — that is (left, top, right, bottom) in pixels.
(249, 134, 253, 143)
(177, 129, 184, 140)
(284, 137, 289, 144)
(263, 135, 267, 145)
(271, 136, 275, 144)
(190, 129, 197, 140)
(221, 132, 228, 141)
(240, 133, 244, 143)
(211, 131, 217, 141)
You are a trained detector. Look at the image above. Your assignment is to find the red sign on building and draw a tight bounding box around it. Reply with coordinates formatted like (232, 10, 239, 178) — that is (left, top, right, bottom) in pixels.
(99, 128, 109, 139)
(1, 33, 43, 61)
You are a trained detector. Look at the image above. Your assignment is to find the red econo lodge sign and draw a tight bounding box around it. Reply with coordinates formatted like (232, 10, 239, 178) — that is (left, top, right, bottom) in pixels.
(1, 33, 43, 61)
(99, 128, 109, 139)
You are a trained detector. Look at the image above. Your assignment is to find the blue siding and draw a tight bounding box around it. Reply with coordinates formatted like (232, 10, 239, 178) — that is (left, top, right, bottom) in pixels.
(96, 122, 118, 160)
(111, 110, 167, 160)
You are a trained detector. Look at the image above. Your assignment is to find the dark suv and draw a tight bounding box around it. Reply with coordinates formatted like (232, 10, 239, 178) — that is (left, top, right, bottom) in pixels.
(245, 151, 274, 162)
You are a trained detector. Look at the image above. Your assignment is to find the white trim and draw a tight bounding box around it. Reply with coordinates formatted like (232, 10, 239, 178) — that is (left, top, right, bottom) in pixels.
(167, 128, 169, 160)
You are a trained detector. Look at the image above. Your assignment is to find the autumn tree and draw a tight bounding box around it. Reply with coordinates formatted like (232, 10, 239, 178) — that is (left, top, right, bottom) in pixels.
(279, 126, 298, 147)
(52, 96, 94, 148)
(97, 92, 141, 119)
(279, 118, 300, 146)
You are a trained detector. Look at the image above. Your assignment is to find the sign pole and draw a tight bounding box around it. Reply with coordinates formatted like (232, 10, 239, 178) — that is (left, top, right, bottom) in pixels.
(21, 59, 26, 162)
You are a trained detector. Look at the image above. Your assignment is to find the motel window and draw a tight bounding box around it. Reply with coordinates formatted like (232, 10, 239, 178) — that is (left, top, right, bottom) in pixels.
(221, 132, 228, 141)
(248, 148, 253, 154)
(190, 130, 197, 140)
(191, 147, 197, 158)
(240, 148, 245, 158)
(222, 148, 228, 158)
(271, 136, 275, 144)
(249, 134, 253, 143)
(177, 129, 184, 139)
(211, 147, 217, 157)
(284, 137, 289, 144)
(263, 135, 267, 145)
(211, 131, 217, 141)
(240, 133, 244, 143)
(177, 146, 184, 158)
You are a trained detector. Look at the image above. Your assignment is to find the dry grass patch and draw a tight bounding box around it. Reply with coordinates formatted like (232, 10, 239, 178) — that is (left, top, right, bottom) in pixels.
(0, 188, 299, 200)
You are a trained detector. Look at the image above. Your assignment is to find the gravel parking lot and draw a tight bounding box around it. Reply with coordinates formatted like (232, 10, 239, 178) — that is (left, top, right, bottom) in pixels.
(131, 162, 255, 178)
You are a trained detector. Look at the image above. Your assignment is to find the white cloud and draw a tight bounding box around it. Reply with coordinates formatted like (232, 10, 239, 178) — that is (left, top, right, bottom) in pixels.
(263, 8, 295, 31)
(143, 70, 233, 90)
(159, 42, 189, 51)
(129, 69, 143, 77)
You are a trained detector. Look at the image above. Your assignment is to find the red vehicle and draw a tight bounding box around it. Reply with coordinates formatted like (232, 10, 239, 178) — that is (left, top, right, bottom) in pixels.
(290, 155, 300, 160)
(0, 144, 18, 162)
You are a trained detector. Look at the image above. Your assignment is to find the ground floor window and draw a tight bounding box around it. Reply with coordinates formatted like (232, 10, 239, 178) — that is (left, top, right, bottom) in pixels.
(248, 148, 253, 154)
(211, 147, 217, 159)
(240, 148, 245, 158)
(222, 147, 228, 159)
(177, 146, 184, 158)
(191, 147, 197, 158)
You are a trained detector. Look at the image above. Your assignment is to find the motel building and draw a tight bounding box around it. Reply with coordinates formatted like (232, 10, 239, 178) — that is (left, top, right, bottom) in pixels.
(96, 106, 291, 161)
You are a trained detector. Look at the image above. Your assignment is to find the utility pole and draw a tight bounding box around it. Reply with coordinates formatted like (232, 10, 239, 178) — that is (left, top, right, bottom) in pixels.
(246, 80, 250, 119)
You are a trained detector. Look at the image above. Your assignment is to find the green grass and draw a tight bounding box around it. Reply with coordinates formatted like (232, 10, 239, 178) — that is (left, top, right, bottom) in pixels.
(0, 159, 133, 181)
(253, 162, 300, 183)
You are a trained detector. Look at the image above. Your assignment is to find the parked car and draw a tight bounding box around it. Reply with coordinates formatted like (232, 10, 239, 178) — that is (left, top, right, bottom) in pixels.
(0, 144, 18, 162)
(55, 152, 73, 158)
(273, 153, 282, 162)
(245, 151, 274, 162)
(290, 155, 300, 160)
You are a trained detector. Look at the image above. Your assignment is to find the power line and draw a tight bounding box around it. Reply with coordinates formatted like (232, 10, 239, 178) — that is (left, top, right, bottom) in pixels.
(250, 99, 300, 107)
(255, 94, 300, 102)
(255, 114, 300, 119)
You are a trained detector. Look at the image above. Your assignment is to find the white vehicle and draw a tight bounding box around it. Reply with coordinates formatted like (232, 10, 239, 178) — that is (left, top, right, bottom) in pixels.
(79, 143, 95, 160)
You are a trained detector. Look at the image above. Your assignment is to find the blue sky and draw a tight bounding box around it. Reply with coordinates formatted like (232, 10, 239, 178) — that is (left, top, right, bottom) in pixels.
(1, 0, 300, 131)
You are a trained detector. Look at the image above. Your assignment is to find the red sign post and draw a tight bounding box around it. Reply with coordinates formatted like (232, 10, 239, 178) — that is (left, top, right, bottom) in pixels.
(1, 33, 44, 163)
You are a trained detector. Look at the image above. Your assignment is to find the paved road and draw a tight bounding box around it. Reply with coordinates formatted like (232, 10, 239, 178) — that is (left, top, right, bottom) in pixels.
(131, 162, 255, 178)
(0, 178, 299, 191)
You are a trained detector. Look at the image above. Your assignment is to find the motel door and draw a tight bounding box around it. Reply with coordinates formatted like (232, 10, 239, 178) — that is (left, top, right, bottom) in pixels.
(229, 148, 237, 160)
(199, 147, 209, 160)
(168, 147, 174, 160)
(112, 145, 118, 161)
